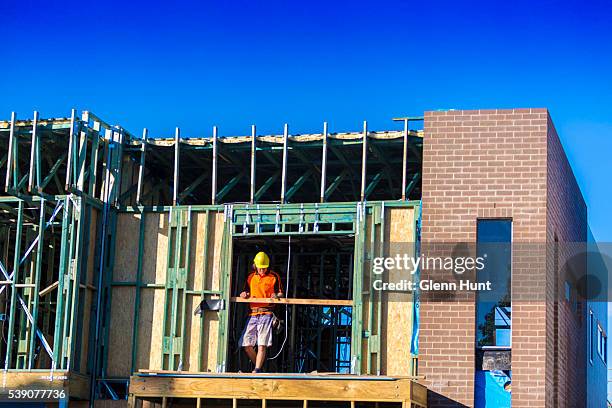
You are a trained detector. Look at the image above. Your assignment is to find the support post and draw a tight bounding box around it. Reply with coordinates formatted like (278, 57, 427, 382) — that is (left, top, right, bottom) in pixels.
(65, 109, 77, 190)
(401, 118, 408, 200)
(28, 111, 39, 192)
(250, 125, 256, 203)
(360, 121, 368, 201)
(320, 122, 328, 203)
(76, 126, 88, 191)
(280, 123, 288, 203)
(136, 128, 148, 205)
(5, 111, 16, 192)
(88, 124, 101, 197)
(173, 127, 180, 206)
(211, 126, 218, 204)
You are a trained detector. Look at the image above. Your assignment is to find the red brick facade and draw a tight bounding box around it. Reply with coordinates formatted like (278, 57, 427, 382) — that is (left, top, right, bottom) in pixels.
(420, 109, 586, 407)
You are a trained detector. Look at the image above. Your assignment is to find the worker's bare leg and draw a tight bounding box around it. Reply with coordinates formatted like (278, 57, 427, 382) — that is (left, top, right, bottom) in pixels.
(255, 345, 267, 370)
(243, 346, 257, 364)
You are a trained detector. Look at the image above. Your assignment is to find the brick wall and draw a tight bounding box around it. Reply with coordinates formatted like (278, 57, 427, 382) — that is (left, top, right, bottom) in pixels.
(545, 116, 588, 408)
(420, 108, 555, 407)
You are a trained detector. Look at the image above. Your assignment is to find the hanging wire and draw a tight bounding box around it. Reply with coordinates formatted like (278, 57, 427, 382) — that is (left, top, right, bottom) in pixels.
(268, 235, 291, 360)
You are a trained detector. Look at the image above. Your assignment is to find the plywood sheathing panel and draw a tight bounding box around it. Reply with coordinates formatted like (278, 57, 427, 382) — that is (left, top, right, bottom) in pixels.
(114, 213, 141, 282)
(107, 212, 140, 376)
(107, 287, 136, 376)
(137, 213, 168, 371)
(382, 207, 415, 376)
(108, 210, 225, 373)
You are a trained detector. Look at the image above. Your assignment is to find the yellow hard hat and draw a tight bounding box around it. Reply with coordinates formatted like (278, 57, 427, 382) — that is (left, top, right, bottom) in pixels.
(253, 252, 270, 269)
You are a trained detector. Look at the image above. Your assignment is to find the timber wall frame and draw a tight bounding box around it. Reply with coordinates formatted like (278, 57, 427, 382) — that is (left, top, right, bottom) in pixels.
(0, 110, 425, 404)
(107, 201, 419, 377)
(0, 110, 129, 402)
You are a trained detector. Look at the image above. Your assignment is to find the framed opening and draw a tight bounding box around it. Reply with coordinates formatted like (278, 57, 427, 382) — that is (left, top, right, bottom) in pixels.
(228, 234, 354, 373)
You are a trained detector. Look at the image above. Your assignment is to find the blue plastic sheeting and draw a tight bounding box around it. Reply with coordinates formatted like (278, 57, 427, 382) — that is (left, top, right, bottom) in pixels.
(475, 370, 511, 408)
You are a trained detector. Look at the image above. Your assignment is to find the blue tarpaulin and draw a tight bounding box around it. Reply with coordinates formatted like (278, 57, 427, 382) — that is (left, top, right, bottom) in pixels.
(475, 370, 511, 408)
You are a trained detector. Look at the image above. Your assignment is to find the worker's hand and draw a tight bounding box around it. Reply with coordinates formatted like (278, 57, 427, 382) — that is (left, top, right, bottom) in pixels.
(240, 291, 249, 299)
(275, 292, 284, 299)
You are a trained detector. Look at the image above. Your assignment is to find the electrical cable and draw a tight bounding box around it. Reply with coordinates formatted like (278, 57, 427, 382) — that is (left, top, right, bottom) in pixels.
(268, 236, 290, 361)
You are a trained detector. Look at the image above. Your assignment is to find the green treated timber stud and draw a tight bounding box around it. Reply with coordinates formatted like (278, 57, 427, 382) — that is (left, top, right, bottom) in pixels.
(179, 208, 193, 369)
(65, 195, 87, 370)
(216, 206, 233, 371)
(12, 126, 21, 191)
(27, 199, 46, 369)
(32, 121, 42, 191)
(76, 123, 88, 190)
(376, 202, 385, 374)
(161, 210, 175, 368)
(198, 209, 210, 372)
(5, 200, 24, 369)
(168, 211, 180, 369)
(17, 228, 36, 369)
(89, 129, 101, 197)
(53, 198, 71, 369)
(42, 234, 56, 358)
(114, 130, 125, 206)
(366, 204, 377, 374)
(161, 207, 191, 370)
(350, 202, 366, 375)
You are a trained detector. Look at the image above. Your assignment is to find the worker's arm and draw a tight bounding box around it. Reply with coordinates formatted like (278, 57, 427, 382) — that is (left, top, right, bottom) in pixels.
(271, 272, 283, 298)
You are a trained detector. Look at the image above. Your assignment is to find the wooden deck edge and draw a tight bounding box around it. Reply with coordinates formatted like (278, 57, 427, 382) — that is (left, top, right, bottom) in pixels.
(129, 374, 428, 405)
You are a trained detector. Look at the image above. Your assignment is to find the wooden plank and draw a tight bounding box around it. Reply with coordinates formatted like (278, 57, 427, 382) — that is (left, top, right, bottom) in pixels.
(410, 381, 428, 406)
(129, 375, 415, 402)
(39, 280, 59, 297)
(231, 297, 352, 306)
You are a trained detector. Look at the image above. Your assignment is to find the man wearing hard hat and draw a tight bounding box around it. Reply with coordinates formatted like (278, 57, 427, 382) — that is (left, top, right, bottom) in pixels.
(238, 251, 283, 373)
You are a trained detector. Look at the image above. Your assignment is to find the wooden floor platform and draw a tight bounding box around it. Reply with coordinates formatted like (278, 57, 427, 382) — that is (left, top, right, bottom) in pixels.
(129, 371, 427, 408)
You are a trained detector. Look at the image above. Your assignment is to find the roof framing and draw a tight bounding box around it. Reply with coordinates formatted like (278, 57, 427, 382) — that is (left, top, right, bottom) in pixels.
(0, 111, 424, 207)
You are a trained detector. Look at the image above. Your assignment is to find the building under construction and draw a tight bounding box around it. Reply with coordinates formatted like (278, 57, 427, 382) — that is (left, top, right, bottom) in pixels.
(0, 108, 606, 407)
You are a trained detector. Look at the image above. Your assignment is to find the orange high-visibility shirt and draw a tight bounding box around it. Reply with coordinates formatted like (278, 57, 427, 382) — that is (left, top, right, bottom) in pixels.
(244, 271, 282, 315)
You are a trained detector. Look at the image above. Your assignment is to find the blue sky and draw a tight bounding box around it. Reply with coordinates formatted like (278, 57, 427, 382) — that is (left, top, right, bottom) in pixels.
(0, 0, 611, 243)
